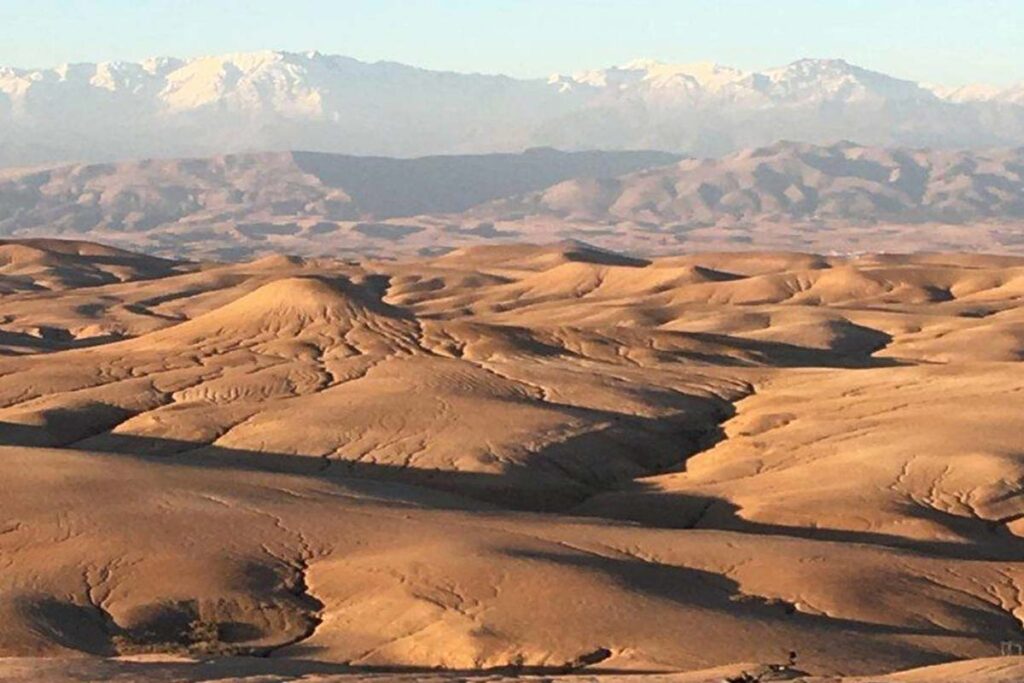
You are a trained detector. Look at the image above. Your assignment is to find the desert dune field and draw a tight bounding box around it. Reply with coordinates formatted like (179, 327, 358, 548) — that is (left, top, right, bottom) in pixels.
(1, 238, 1023, 681)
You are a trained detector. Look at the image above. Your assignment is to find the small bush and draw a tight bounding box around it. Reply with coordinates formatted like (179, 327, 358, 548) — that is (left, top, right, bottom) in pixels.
(187, 618, 220, 645)
(111, 618, 242, 656)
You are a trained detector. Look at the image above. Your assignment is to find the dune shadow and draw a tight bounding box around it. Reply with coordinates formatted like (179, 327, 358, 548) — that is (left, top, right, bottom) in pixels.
(2, 417, 1020, 565)
(680, 330, 903, 369)
(0, 328, 125, 354)
(0, 390, 734, 514)
(14, 595, 115, 656)
(500, 547, 990, 641)
(573, 482, 1024, 563)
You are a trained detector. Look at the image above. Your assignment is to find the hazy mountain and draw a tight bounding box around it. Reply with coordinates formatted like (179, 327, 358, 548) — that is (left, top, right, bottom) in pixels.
(930, 82, 1024, 104)
(1, 142, 1022, 259)
(0, 147, 677, 256)
(2, 50, 1024, 166)
(0, 51, 567, 165)
(479, 141, 1024, 225)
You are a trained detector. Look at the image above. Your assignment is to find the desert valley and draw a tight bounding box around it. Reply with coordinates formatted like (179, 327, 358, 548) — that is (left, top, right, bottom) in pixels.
(3, 14, 1024, 681)
(1, 236, 1023, 682)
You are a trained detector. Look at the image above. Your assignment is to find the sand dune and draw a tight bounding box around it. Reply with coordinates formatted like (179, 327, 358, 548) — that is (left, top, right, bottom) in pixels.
(1, 239, 1023, 680)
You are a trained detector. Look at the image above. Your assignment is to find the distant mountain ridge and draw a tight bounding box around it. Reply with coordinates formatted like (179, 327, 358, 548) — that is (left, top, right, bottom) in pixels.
(477, 141, 1024, 225)
(0, 147, 677, 257)
(2, 50, 1024, 166)
(0, 142, 1022, 259)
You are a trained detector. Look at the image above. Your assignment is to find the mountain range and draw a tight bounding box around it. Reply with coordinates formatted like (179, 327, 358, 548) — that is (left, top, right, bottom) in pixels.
(479, 141, 1024, 225)
(2, 50, 1024, 166)
(1, 142, 1022, 259)
(0, 148, 676, 259)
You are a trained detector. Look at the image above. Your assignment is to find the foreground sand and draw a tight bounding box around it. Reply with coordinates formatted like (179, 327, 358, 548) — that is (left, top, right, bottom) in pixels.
(1, 240, 1022, 680)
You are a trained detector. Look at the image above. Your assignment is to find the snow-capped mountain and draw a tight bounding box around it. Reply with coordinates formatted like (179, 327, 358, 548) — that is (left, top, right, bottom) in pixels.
(550, 58, 932, 105)
(930, 82, 1024, 104)
(1, 50, 1023, 167)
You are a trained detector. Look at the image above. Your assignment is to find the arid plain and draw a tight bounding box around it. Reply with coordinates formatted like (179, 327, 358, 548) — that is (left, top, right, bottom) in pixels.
(1, 237, 1023, 681)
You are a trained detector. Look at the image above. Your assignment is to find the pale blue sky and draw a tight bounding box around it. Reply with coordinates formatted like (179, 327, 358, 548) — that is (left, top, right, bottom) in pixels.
(2, 0, 1021, 86)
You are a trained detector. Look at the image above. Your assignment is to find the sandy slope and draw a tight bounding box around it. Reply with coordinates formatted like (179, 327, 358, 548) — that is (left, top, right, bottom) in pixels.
(0, 241, 1022, 681)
